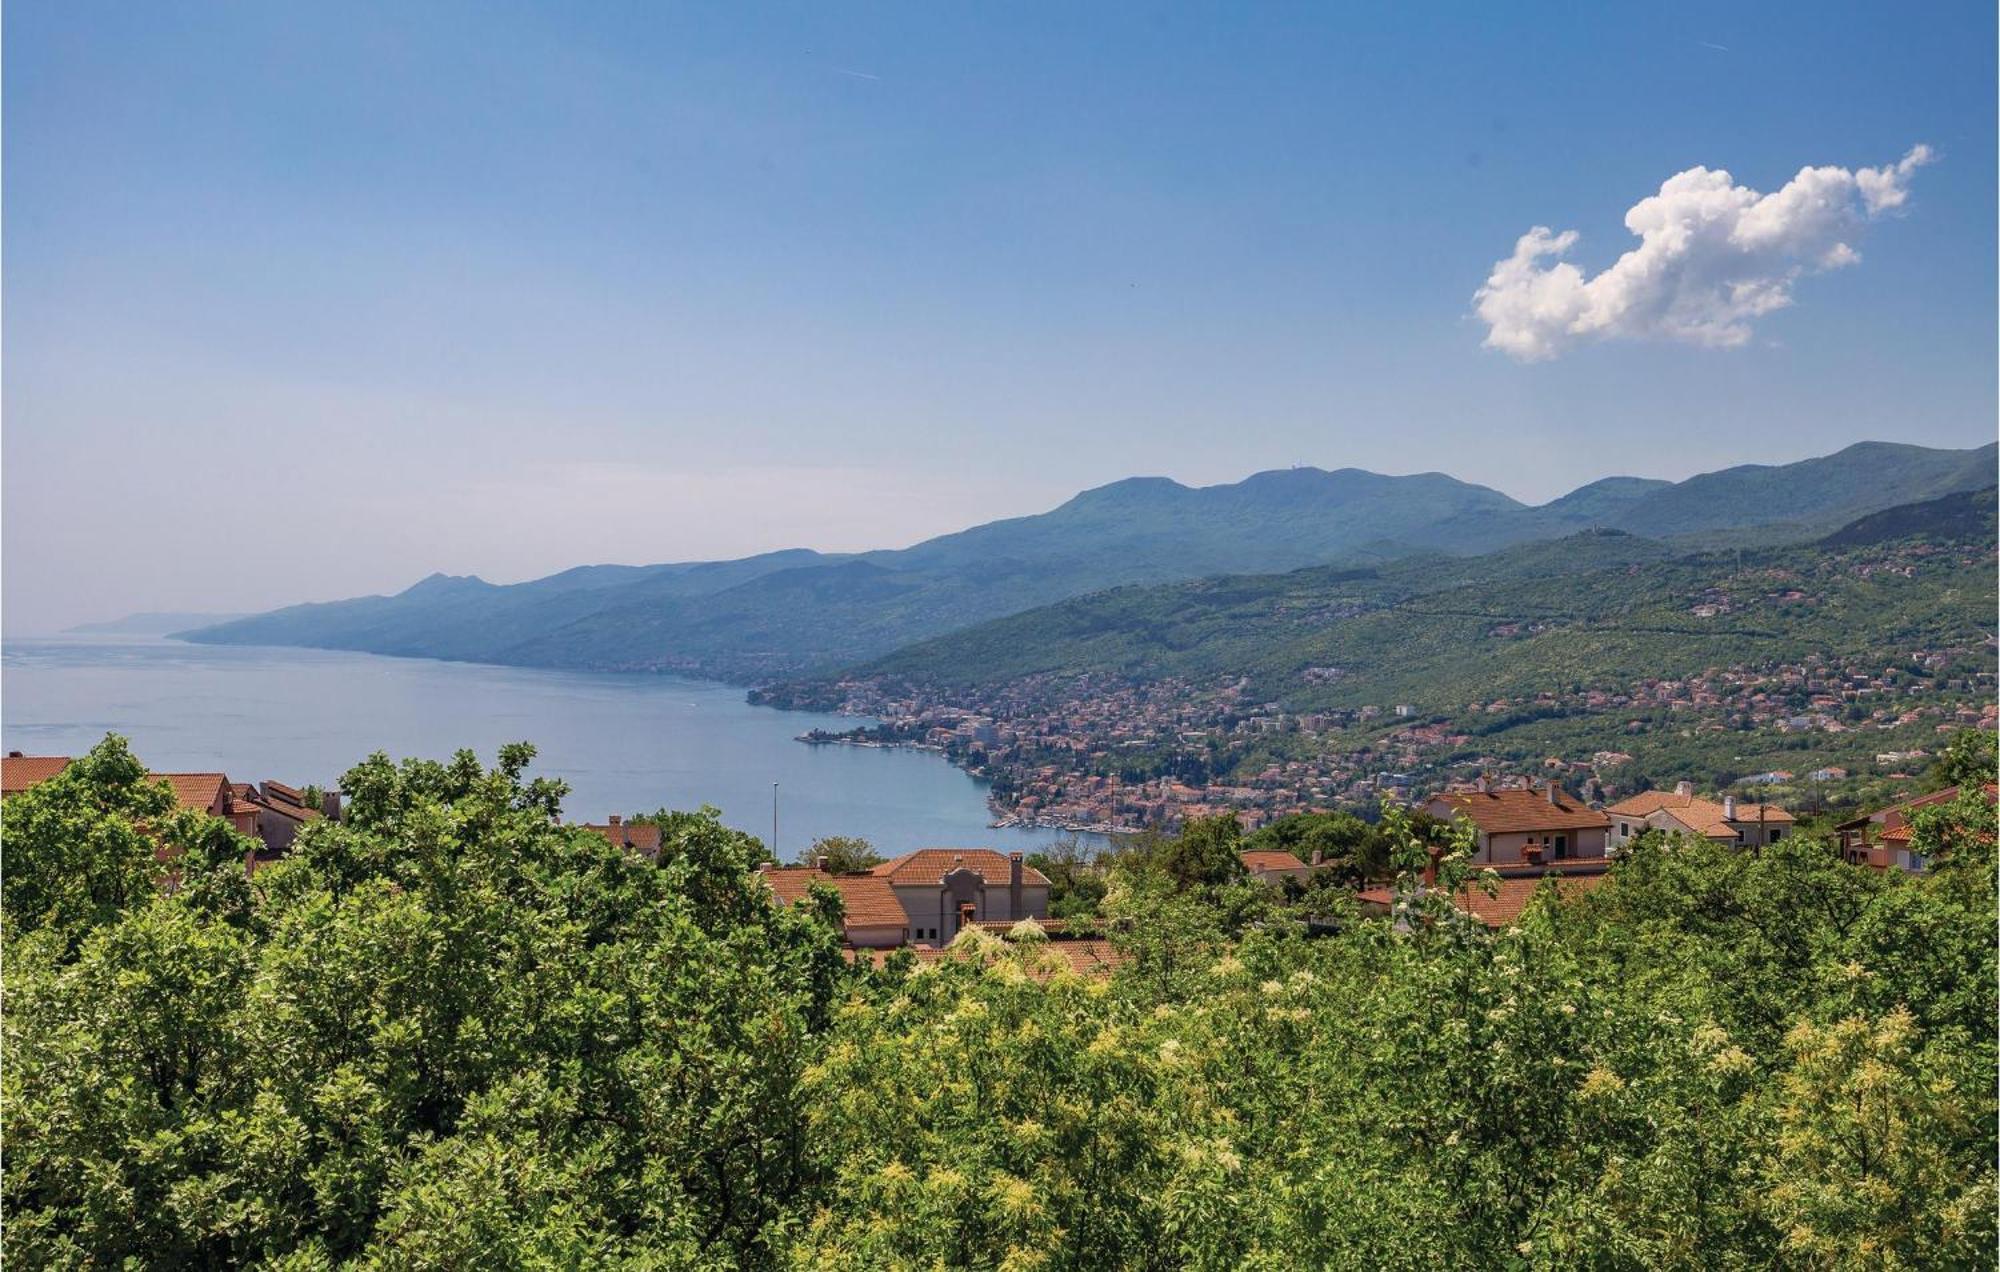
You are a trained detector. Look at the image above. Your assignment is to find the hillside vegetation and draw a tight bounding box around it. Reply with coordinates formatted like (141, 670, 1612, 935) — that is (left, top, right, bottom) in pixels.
(847, 511, 1996, 709)
(180, 442, 1995, 682)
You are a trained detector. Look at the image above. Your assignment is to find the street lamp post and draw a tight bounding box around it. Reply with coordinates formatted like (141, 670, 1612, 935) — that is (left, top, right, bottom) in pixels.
(772, 782, 779, 859)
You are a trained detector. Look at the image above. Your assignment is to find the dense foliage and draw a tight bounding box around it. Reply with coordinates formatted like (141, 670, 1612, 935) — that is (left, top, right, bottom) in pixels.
(5, 737, 1995, 1268)
(4, 738, 846, 1266)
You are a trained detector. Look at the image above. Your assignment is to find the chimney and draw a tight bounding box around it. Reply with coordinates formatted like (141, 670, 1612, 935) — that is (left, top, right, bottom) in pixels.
(1310, 849, 1324, 867)
(1009, 851, 1023, 917)
(1675, 780, 1693, 797)
(1723, 795, 1737, 820)
(1422, 843, 1443, 889)
(1546, 782, 1561, 806)
(608, 814, 621, 827)
(813, 854, 826, 871)
(1475, 774, 1489, 794)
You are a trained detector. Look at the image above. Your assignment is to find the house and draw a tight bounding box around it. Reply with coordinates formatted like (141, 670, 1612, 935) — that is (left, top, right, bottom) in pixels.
(1240, 848, 1313, 885)
(227, 780, 330, 857)
(1836, 784, 1997, 872)
(1605, 782, 1794, 852)
(870, 849, 1051, 946)
(579, 814, 665, 858)
(1425, 780, 1610, 865)
(1356, 860, 1612, 928)
(759, 865, 911, 948)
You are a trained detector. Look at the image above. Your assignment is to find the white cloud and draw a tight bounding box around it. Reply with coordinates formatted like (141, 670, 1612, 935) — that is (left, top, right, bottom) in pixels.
(1475, 145, 1934, 361)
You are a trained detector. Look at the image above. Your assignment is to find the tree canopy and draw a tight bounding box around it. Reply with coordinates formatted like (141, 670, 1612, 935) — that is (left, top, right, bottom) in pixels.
(5, 735, 1994, 1268)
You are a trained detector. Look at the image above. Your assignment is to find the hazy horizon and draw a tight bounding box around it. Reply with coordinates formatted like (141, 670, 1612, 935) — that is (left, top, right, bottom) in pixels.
(7, 2, 1995, 631)
(11, 436, 1993, 635)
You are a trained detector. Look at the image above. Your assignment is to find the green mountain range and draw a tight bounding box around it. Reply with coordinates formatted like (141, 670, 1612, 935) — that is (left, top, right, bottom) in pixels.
(180, 441, 1996, 682)
(825, 488, 1997, 706)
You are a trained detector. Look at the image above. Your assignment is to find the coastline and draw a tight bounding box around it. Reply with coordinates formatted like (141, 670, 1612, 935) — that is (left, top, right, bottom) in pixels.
(798, 729, 1136, 836)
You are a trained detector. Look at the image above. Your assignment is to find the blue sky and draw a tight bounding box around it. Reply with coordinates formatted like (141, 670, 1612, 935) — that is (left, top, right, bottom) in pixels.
(5, 1, 1994, 629)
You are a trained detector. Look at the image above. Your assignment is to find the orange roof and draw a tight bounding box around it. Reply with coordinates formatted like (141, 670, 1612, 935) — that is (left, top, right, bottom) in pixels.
(580, 821, 664, 857)
(1433, 785, 1609, 834)
(1358, 869, 1610, 928)
(150, 773, 229, 813)
(1, 754, 72, 794)
(761, 867, 908, 929)
(1606, 790, 1793, 838)
(1241, 849, 1310, 874)
(872, 848, 1051, 888)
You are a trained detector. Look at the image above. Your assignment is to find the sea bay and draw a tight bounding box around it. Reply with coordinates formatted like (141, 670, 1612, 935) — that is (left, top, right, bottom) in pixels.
(0, 636, 1095, 857)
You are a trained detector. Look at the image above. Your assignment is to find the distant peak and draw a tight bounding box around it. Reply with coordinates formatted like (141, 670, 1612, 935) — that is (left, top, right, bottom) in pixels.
(1062, 476, 1190, 508)
(400, 572, 491, 596)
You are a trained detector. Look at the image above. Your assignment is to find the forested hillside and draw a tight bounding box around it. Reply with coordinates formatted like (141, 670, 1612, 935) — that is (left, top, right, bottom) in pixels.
(179, 442, 1995, 682)
(5, 737, 1994, 1266)
(851, 515, 1996, 707)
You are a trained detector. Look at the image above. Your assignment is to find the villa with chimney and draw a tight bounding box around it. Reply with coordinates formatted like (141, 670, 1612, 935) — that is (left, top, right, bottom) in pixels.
(756, 847, 1051, 948)
(1604, 782, 1794, 852)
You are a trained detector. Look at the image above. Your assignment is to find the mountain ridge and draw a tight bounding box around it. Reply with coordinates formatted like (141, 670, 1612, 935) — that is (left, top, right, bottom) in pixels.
(180, 441, 1997, 682)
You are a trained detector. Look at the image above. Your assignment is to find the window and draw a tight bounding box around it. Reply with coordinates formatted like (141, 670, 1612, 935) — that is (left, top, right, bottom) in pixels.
(1619, 821, 1630, 836)
(1768, 828, 1783, 842)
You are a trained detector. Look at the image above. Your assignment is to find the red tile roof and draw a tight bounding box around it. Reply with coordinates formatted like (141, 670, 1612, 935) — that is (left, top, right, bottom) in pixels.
(1, 754, 72, 794)
(872, 848, 1051, 888)
(1358, 868, 1610, 928)
(1433, 785, 1609, 834)
(761, 867, 909, 929)
(1241, 849, 1310, 874)
(580, 821, 664, 857)
(150, 773, 230, 813)
(1606, 791, 1794, 839)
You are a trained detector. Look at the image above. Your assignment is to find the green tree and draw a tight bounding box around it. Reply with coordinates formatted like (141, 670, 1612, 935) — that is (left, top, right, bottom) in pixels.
(3, 742, 851, 1268)
(804, 834, 882, 874)
(1026, 836, 1108, 919)
(1925, 726, 1996, 793)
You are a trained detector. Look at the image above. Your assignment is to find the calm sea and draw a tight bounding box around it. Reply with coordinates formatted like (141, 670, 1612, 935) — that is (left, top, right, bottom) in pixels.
(0, 637, 1094, 858)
